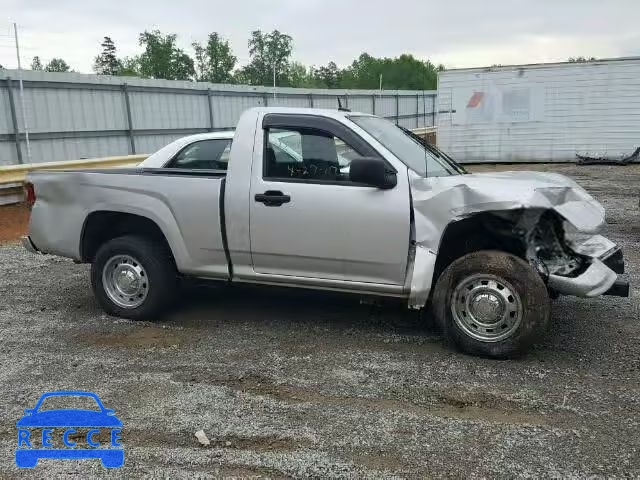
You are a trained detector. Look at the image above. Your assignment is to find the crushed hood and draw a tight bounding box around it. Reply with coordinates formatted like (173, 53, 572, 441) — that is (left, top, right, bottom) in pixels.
(410, 170, 605, 251)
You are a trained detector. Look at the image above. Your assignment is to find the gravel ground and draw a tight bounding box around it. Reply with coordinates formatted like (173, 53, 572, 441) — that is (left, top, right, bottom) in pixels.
(0, 164, 638, 479)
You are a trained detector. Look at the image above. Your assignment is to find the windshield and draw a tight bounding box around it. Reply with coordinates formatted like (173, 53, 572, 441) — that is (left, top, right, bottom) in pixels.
(349, 115, 458, 177)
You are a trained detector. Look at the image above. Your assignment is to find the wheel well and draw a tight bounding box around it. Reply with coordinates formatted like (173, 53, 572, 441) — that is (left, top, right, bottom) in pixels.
(81, 211, 173, 263)
(433, 211, 527, 282)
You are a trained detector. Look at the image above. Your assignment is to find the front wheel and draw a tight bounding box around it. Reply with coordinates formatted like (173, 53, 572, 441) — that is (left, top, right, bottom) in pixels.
(91, 235, 177, 320)
(432, 250, 550, 358)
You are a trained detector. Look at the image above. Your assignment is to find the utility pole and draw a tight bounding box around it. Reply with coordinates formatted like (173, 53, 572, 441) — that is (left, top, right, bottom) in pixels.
(273, 63, 276, 100)
(14, 23, 31, 163)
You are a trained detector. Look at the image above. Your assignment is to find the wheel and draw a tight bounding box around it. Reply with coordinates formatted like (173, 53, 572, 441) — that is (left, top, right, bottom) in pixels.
(91, 235, 177, 320)
(432, 250, 550, 358)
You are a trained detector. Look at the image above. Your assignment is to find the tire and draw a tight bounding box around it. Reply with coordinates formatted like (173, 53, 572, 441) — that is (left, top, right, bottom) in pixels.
(91, 235, 177, 320)
(432, 250, 550, 359)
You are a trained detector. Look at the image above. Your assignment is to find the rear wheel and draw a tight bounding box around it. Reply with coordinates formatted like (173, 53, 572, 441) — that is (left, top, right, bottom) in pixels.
(432, 250, 550, 358)
(91, 235, 177, 320)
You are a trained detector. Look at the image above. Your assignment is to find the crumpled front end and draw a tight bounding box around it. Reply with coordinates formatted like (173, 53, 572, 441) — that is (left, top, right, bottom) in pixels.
(407, 170, 628, 308)
(513, 211, 626, 298)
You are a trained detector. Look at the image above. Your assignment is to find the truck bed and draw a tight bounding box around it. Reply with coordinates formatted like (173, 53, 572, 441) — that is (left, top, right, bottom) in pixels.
(27, 168, 230, 279)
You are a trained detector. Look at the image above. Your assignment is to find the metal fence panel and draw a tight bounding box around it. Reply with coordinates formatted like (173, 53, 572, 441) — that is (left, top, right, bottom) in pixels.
(0, 85, 14, 135)
(25, 87, 126, 133)
(345, 96, 374, 114)
(135, 133, 190, 155)
(269, 95, 311, 108)
(212, 95, 265, 129)
(27, 135, 131, 164)
(0, 69, 437, 166)
(374, 96, 394, 118)
(0, 142, 14, 163)
(415, 94, 435, 128)
(130, 90, 209, 130)
(398, 95, 416, 114)
(310, 96, 343, 110)
(397, 117, 417, 129)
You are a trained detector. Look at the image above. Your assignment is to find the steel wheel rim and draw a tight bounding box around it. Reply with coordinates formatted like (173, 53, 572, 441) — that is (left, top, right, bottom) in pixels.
(451, 273, 523, 342)
(102, 254, 149, 309)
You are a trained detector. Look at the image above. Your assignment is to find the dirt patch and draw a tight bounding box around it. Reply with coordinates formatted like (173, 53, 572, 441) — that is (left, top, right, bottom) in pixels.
(173, 372, 307, 403)
(0, 204, 29, 243)
(76, 326, 188, 349)
(126, 428, 310, 453)
(202, 434, 311, 452)
(349, 451, 419, 475)
(191, 463, 292, 479)
(174, 371, 555, 427)
(277, 333, 446, 358)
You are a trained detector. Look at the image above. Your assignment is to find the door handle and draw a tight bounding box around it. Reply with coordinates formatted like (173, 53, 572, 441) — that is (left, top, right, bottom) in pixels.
(254, 190, 291, 207)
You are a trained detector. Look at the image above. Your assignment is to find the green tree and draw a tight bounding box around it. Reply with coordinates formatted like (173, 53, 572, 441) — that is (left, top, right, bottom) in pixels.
(340, 53, 438, 90)
(288, 61, 321, 88)
(31, 56, 43, 71)
(94, 36, 121, 75)
(231, 68, 250, 85)
(44, 58, 71, 72)
(312, 61, 341, 88)
(137, 30, 195, 80)
(240, 30, 293, 86)
(192, 33, 237, 83)
(117, 57, 140, 76)
(339, 53, 381, 88)
(171, 50, 195, 80)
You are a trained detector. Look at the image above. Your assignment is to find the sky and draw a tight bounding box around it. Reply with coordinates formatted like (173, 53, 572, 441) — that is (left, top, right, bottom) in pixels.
(1, 0, 638, 73)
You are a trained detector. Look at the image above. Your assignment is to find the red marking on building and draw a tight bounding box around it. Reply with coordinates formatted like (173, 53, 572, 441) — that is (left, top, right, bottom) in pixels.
(467, 92, 484, 108)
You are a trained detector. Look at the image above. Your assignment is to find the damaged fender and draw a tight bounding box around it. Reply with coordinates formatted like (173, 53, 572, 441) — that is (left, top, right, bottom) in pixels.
(407, 245, 438, 309)
(407, 169, 622, 308)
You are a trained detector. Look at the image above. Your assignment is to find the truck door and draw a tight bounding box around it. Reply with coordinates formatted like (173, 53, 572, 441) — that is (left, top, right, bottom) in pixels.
(249, 114, 411, 286)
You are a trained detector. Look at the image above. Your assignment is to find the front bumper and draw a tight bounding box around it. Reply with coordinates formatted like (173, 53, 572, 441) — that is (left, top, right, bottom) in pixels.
(602, 248, 624, 274)
(601, 247, 629, 296)
(604, 279, 630, 297)
(548, 246, 629, 298)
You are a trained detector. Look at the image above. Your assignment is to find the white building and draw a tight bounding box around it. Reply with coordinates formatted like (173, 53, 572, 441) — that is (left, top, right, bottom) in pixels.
(437, 57, 640, 163)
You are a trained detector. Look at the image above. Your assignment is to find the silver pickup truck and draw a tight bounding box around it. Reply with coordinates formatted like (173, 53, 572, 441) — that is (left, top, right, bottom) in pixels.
(23, 107, 628, 358)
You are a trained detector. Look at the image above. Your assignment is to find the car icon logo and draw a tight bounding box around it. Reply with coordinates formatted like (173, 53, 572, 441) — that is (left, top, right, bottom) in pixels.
(15, 391, 123, 468)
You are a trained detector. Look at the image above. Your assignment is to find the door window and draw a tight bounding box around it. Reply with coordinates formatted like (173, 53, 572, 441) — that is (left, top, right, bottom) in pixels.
(264, 128, 362, 182)
(166, 139, 232, 170)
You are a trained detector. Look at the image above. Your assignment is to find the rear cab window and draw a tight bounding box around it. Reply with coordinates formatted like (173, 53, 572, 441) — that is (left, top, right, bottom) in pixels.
(166, 139, 232, 170)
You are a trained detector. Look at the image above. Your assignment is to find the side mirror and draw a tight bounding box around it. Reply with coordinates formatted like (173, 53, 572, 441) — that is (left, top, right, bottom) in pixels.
(349, 157, 396, 189)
